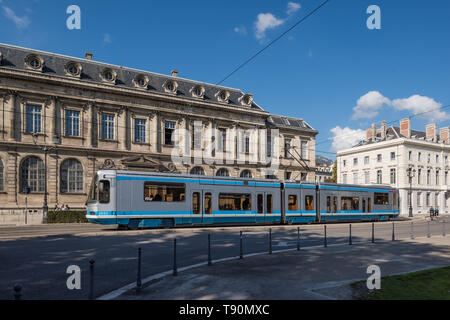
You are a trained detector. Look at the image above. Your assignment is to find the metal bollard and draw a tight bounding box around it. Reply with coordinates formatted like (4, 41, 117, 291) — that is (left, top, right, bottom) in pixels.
(392, 222, 395, 241)
(427, 221, 431, 238)
(269, 229, 272, 254)
(324, 225, 327, 247)
(240, 231, 243, 259)
(372, 223, 375, 244)
(349, 224, 352, 245)
(136, 247, 142, 293)
(89, 260, 95, 300)
(14, 285, 22, 300)
(173, 239, 178, 276)
(411, 222, 414, 240)
(297, 227, 300, 251)
(208, 234, 212, 266)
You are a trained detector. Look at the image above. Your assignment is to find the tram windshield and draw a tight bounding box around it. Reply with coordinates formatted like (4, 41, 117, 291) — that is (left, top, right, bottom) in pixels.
(87, 175, 111, 204)
(87, 175, 98, 203)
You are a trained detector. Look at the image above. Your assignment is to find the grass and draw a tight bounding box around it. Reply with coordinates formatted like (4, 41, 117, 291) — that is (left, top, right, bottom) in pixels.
(352, 266, 450, 300)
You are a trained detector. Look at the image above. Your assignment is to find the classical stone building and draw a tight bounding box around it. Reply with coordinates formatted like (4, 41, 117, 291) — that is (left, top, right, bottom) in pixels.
(0, 43, 317, 224)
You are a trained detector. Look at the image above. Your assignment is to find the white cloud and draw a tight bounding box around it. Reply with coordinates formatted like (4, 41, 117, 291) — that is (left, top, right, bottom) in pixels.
(254, 13, 285, 40)
(233, 26, 247, 35)
(103, 33, 112, 44)
(286, 2, 301, 15)
(351, 91, 391, 120)
(391, 95, 449, 122)
(330, 126, 366, 152)
(3, 6, 30, 29)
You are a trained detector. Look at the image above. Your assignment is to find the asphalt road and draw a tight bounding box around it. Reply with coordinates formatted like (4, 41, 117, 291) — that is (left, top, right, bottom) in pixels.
(0, 218, 448, 300)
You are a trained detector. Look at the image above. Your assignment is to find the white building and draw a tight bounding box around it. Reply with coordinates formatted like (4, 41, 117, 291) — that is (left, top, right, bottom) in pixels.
(337, 118, 450, 216)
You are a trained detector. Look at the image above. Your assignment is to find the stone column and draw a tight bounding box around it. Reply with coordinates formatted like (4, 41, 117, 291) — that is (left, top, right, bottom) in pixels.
(48, 153, 59, 206)
(6, 152, 18, 205)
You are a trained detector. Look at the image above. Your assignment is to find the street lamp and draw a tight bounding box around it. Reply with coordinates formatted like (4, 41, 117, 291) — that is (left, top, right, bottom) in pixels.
(32, 134, 57, 224)
(407, 167, 416, 218)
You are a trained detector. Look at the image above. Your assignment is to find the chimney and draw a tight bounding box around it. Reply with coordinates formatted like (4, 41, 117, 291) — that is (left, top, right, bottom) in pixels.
(440, 127, 450, 144)
(171, 70, 178, 77)
(380, 120, 387, 139)
(426, 123, 437, 141)
(366, 127, 373, 140)
(85, 52, 93, 60)
(400, 118, 411, 138)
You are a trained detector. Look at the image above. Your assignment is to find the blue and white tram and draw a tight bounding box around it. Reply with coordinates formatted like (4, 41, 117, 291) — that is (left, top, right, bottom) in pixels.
(86, 170, 399, 229)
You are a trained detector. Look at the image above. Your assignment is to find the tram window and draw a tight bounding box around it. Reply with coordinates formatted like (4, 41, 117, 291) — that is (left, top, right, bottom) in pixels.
(362, 198, 367, 213)
(204, 193, 212, 214)
(368, 197, 372, 213)
(288, 195, 298, 211)
(219, 194, 251, 211)
(305, 195, 314, 211)
(144, 182, 185, 202)
(193, 192, 200, 214)
(98, 180, 110, 204)
(333, 196, 338, 213)
(267, 194, 273, 214)
(257, 194, 263, 214)
(374, 193, 389, 205)
(326, 196, 331, 213)
(341, 197, 359, 211)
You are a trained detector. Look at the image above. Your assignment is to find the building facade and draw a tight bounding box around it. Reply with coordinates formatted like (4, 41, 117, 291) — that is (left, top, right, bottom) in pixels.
(337, 118, 450, 216)
(0, 44, 318, 224)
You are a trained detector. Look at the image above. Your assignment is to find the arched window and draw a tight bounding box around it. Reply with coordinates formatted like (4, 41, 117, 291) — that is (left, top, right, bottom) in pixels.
(240, 170, 252, 178)
(20, 157, 45, 192)
(190, 167, 205, 175)
(61, 159, 84, 193)
(0, 159, 3, 191)
(216, 168, 230, 177)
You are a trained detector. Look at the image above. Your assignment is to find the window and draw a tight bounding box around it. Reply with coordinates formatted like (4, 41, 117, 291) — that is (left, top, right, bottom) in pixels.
(305, 195, 314, 211)
(285, 172, 292, 180)
(26, 105, 42, 133)
(418, 152, 422, 162)
(377, 170, 382, 184)
(60, 159, 83, 193)
(219, 193, 251, 211)
(326, 196, 331, 213)
(409, 151, 412, 161)
(98, 180, 110, 204)
(191, 123, 202, 150)
(445, 171, 448, 185)
(164, 121, 176, 145)
(257, 194, 263, 214)
(341, 197, 359, 211)
(436, 155, 439, 164)
(20, 157, 44, 192)
(417, 192, 422, 207)
(426, 193, 430, 206)
(364, 156, 369, 165)
(427, 154, 431, 163)
(333, 196, 338, 213)
(65, 110, 80, 136)
(427, 169, 431, 185)
(144, 182, 185, 202)
(390, 152, 396, 161)
(374, 193, 389, 205)
(435, 193, 439, 207)
(390, 169, 396, 184)
(216, 168, 229, 177)
(288, 195, 298, 211)
(418, 169, 422, 185)
(0, 159, 3, 191)
(242, 134, 250, 154)
(134, 118, 146, 143)
(436, 171, 440, 185)
(101, 114, 115, 140)
(240, 170, 252, 178)
(301, 141, 307, 159)
(192, 192, 200, 214)
(190, 167, 205, 175)
(377, 154, 382, 163)
(267, 194, 273, 214)
(353, 158, 358, 166)
(284, 138, 292, 158)
(364, 171, 370, 184)
(353, 173, 358, 184)
(445, 156, 448, 165)
(204, 193, 212, 214)
(343, 174, 347, 184)
(266, 131, 272, 157)
(343, 160, 347, 168)
(218, 128, 227, 153)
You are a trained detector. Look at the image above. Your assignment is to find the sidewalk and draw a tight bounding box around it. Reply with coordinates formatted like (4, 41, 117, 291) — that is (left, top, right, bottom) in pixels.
(117, 236, 450, 300)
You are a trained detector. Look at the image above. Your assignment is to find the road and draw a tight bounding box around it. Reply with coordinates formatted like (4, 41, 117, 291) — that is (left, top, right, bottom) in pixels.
(0, 218, 448, 300)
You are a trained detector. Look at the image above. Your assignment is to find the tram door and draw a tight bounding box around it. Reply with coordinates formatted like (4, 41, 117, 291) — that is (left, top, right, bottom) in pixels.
(202, 191, 213, 224)
(257, 193, 273, 222)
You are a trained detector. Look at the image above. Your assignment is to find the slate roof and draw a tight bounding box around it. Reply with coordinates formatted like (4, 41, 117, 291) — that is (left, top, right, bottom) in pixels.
(267, 114, 317, 133)
(0, 43, 264, 111)
(354, 126, 439, 147)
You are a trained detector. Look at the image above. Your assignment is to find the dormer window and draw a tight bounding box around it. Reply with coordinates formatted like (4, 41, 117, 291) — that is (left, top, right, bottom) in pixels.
(239, 93, 253, 107)
(24, 54, 44, 72)
(133, 74, 149, 89)
(100, 68, 117, 84)
(216, 90, 230, 103)
(64, 61, 82, 78)
(163, 79, 178, 94)
(190, 85, 205, 99)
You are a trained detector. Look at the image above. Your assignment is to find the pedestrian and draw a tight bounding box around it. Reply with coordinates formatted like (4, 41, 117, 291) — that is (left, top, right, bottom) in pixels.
(429, 207, 435, 220)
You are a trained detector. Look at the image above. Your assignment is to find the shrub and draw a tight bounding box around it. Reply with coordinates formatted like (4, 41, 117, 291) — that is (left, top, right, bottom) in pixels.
(47, 211, 88, 224)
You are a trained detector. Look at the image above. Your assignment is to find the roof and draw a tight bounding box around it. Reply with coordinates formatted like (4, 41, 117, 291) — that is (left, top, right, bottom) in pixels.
(0, 43, 264, 111)
(353, 126, 440, 147)
(267, 114, 317, 132)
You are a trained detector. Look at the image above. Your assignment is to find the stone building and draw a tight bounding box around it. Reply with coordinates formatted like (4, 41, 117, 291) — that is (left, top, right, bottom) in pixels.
(337, 118, 450, 216)
(0, 43, 318, 224)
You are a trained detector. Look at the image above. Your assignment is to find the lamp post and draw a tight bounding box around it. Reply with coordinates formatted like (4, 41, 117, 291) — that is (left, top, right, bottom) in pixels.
(407, 167, 416, 218)
(32, 134, 57, 224)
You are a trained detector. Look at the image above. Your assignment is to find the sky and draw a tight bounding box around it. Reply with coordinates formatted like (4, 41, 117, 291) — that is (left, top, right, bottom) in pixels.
(1, 0, 450, 159)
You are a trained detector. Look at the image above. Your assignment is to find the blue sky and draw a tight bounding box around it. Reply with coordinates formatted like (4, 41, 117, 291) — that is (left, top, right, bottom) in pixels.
(1, 0, 450, 159)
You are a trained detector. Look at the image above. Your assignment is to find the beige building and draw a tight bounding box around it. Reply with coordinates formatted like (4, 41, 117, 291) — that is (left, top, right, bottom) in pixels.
(0, 44, 318, 224)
